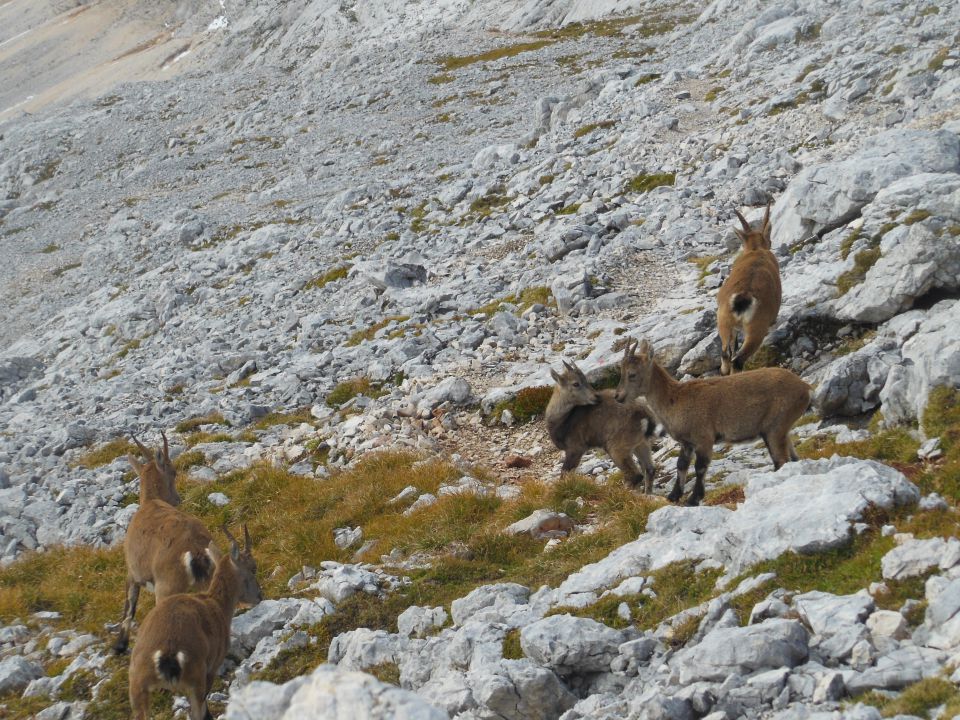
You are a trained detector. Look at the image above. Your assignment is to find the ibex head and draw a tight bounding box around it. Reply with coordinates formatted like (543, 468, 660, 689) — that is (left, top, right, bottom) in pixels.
(615, 338, 654, 403)
(128, 431, 179, 505)
(550, 360, 600, 406)
(733, 203, 772, 251)
(222, 524, 263, 606)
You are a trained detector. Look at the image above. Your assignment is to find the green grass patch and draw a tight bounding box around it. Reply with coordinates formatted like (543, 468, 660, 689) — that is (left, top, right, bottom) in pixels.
(40, 243, 60, 253)
(502, 628, 524, 659)
(928, 47, 950, 71)
(346, 315, 410, 346)
(573, 120, 616, 139)
(438, 39, 555, 71)
(304, 265, 351, 291)
(840, 225, 861, 260)
(467, 192, 511, 219)
(858, 677, 960, 718)
(0, 545, 132, 634)
(491, 386, 554, 425)
(624, 172, 675, 194)
(903, 209, 932, 225)
(837, 246, 881, 296)
(549, 560, 721, 632)
(703, 85, 723, 101)
(556, 203, 581, 215)
(634, 72, 662, 85)
(326, 376, 388, 407)
(183, 431, 236, 448)
(470, 286, 554, 318)
(175, 413, 230, 433)
(173, 449, 206, 472)
(52, 262, 81, 277)
(796, 427, 919, 464)
(253, 408, 317, 429)
(72, 438, 138, 469)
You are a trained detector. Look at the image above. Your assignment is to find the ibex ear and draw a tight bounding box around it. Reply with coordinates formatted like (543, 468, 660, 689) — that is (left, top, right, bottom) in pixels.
(638, 339, 653, 359)
(161, 431, 170, 464)
(550, 368, 563, 384)
(127, 455, 143, 474)
(222, 524, 240, 560)
(761, 202, 772, 246)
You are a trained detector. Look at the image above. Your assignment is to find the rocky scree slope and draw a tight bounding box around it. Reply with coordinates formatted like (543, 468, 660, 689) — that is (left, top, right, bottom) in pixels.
(1, 0, 960, 718)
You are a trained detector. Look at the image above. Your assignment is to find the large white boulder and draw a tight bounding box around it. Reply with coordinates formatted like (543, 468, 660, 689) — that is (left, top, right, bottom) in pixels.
(225, 664, 449, 720)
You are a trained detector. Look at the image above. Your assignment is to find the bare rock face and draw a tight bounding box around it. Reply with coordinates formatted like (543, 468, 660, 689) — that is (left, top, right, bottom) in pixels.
(669, 619, 810, 685)
(520, 614, 628, 674)
(225, 664, 449, 720)
(772, 130, 960, 249)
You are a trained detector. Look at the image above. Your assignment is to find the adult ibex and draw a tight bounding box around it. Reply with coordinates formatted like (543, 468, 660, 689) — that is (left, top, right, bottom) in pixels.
(616, 339, 810, 506)
(128, 525, 262, 720)
(115, 433, 216, 654)
(717, 204, 781, 374)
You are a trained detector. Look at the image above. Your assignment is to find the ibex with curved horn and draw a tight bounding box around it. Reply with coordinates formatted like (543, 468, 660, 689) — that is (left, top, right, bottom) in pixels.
(114, 433, 217, 654)
(129, 524, 262, 720)
(716, 204, 781, 374)
(616, 338, 810, 505)
(545, 359, 658, 492)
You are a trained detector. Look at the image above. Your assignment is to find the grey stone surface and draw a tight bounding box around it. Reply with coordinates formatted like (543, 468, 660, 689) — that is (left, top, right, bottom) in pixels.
(669, 619, 809, 684)
(520, 614, 627, 674)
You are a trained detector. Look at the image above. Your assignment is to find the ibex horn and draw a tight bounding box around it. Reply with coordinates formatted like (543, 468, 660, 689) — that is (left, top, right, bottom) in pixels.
(734, 209, 751, 233)
(131, 435, 152, 461)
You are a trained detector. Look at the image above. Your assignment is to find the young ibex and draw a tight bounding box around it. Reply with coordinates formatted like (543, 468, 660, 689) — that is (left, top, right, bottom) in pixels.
(616, 339, 810, 506)
(716, 204, 781, 374)
(115, 434, 216, 654)
(547, 360, 658, 492)
(129, 525, 262, 720)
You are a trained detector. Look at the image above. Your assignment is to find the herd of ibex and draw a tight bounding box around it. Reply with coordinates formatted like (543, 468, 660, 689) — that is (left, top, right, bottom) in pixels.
(547, 206, 811, 505)
(113, 207, 806, 716)
(116, 434, 262, 719)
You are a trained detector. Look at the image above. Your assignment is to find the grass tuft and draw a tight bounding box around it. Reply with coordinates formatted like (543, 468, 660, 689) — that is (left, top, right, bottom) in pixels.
(72, 438, 138, 469)
(859, 677, 960, 718)
(175, 413, 229, 433)
(304, 265, 351, 291)
(624, 172, 675, 194)
(326, 376, 388, 407)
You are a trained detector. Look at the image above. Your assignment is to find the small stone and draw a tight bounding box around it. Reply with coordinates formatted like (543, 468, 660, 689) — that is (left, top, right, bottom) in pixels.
(208, 492, 230, 507)
(504, 509, 574, 539)
(504, 454, 532, 469)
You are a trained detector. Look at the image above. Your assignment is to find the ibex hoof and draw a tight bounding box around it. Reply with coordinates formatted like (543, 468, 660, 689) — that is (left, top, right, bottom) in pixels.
(666, 489, 682, 503)
(685, 495, 702, 507)
(112, 638, 129, 655)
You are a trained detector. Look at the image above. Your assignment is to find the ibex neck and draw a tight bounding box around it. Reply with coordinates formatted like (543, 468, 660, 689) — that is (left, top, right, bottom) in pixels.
(207, 558, 240, 619)
(545, 393, 577, 446)
(138, 470, 168, 504)
(644, 362, 679, 414)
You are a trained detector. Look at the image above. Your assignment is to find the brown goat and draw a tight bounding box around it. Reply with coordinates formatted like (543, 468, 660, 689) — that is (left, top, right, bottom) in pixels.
(114, 434, 217, 654)
(615, 339, 810, 506)
(716, 204, 781, 374)
(546, 360, 658, 492)
(129, 525, 262, 720)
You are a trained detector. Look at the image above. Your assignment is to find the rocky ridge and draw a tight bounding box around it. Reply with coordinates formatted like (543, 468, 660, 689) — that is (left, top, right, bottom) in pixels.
(1, 0, 960, 718)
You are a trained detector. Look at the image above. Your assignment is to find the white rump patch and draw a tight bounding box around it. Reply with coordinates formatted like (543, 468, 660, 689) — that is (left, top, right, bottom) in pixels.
(730, 295, 757, 323)
(182, 551, 195, 584)
(152, 649, 164, 677)
(177, 651, 187, 668)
